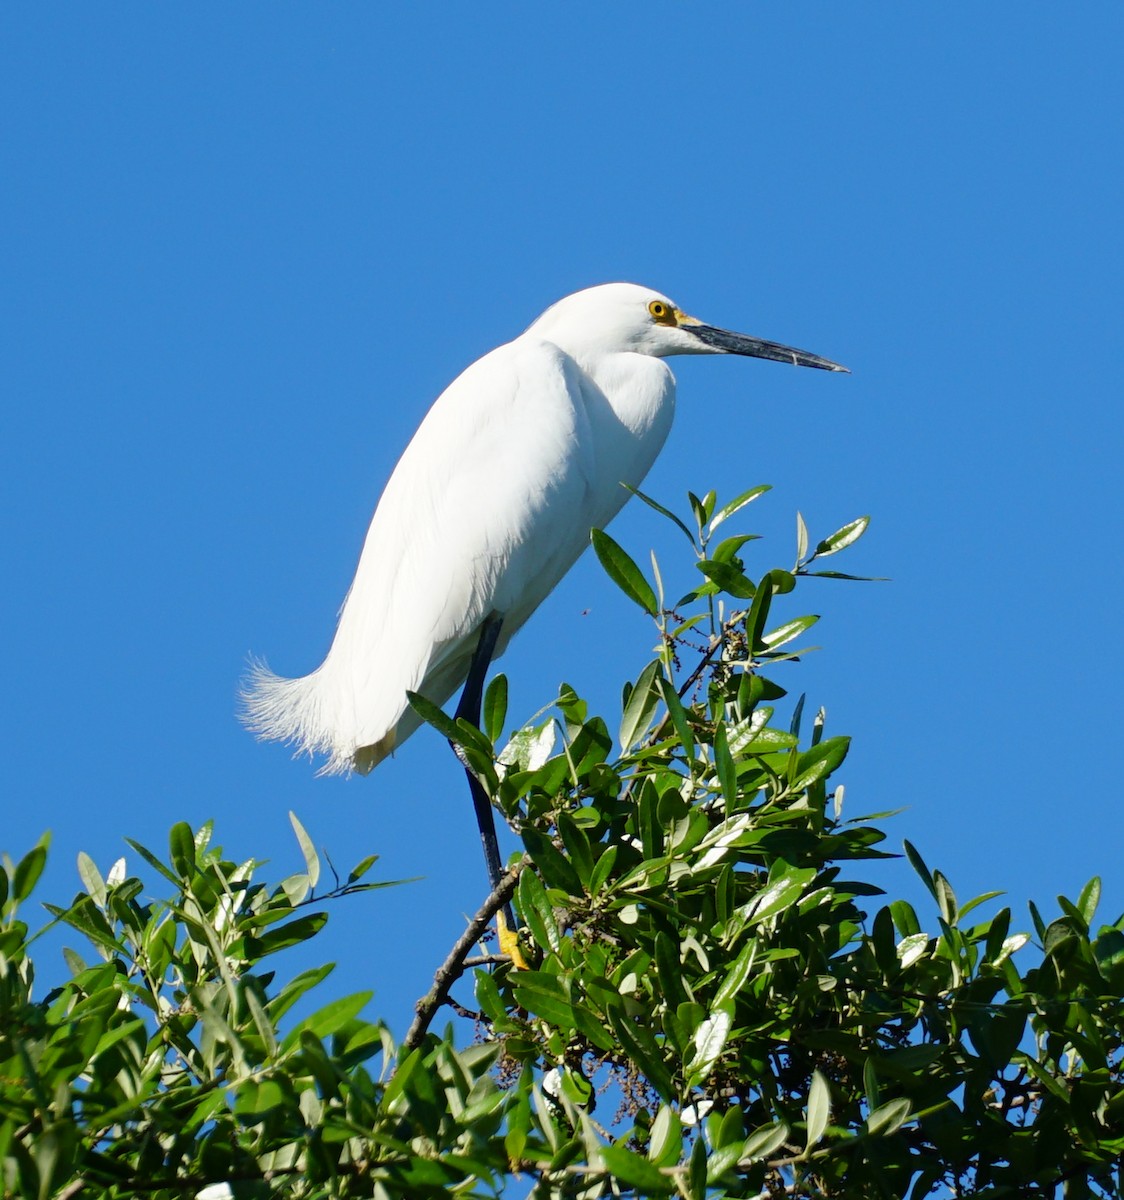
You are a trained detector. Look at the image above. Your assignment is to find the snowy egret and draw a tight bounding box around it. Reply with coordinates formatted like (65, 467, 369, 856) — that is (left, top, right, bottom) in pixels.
(243, 283, 847, 934)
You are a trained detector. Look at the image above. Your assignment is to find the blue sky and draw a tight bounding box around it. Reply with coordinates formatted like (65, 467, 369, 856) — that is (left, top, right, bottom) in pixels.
(3, 7, 1122, 1033)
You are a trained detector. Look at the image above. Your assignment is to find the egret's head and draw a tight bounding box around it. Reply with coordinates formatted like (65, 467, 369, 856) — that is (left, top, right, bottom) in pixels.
(528, 282, 848, 372)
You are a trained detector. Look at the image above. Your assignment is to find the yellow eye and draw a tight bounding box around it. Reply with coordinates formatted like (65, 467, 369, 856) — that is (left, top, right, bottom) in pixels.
(648, 300, 676, 325)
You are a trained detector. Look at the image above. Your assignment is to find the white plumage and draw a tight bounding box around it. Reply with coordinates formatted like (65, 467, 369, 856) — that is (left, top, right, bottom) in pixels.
(242, 283, 845, 774)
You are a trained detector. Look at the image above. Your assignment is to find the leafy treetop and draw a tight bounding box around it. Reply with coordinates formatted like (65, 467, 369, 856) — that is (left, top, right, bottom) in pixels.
(2, 486, 1121, 1199)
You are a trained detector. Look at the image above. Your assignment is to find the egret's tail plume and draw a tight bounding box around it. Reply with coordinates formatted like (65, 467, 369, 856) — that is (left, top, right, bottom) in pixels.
(240, 659, 376, 777)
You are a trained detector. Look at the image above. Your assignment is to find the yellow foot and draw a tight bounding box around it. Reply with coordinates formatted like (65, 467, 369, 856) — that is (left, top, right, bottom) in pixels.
(496, 911, 530, 970)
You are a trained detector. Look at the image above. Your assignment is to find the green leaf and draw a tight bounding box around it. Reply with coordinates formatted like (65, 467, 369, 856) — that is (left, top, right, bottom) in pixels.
(588, 846, 618, 896)
(169, 822, 196, 878)
(256, 912, 329, 957)
(767, 568, 796, 594)
(791, 736, 850, 791)
(521, 828, 583, 895)
(903, 839, 940, 904)
(347, 854, 379, 885)
(286, 991, 372, 1047)
(866, 1097, 911, 1137)
(713, 723, 737, 808)
(381, 1045, 421, 1112)
(517, 868, 561, 954)
(267, 963, 335, 1023)
(741, 1121, 789, 1163)
(619, 660, 662, 752)
(654, 931, 688, 1010)
(804, 1069, 831, 1153)
(600, 1143, 673, 1193)
(710, 533, 760, 565)
(557, 813, 594, 888)
(890, 899, 921, 937)
(709, 483, 770, 534)
(706, 1140, 744, 1186)
(77, 851, 107, 909)
(474, 966, 507, 1024)
(648, 1104, 682, 1166)
(1076, 875, 1101, 926)
(235, 1078, 288, 1117)
(591, 528, 658, 614)
(686, 1005, 732, 1087)
(744, 569, 774, 650)
(896, 932, 929, 968)
(957, 889, 1005, 920)
(504, 1089, 533, 1162)
(657, 674, 695, 761)
(499, 719, 556, 772)
(511, 977, 577, 1029)
(1094, 928, 1124, 985)
(814, 515, 870, 558)
(404, 687, 452, 736)
(698, 558, 756, 600)
(982, 905, 1012, 964)
(289, 811, 320, 889)
(624, 483, 696, 546)
(483, 673, 508, 744)
(13, 844, 48, 902)
(863, 1059, 881, 1111)
(243, 985, 279, 1058)
(44, 899, 119, 955)
(739, 726, 798, 753)
(795, 509, 809, 563)
(933, 870, 957, 925)
(405, 691, 493, 763)
(688, 489, 716, 533)
(92, 1016, 146, 1061)
(124, 837, 181, 886)
(714, 938, 759, 1007)
(762, 613, 819, 650)
(688, 1132, 707, 1200)
(804, 569, 885, 581)
(744, 869, 814, 924)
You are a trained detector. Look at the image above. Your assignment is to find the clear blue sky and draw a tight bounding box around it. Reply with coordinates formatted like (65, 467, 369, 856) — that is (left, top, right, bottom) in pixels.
(3, 7, 1122, 1033)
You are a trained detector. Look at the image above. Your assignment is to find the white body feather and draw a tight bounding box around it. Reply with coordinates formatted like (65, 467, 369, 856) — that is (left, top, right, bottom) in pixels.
(243, 284, 679, 774)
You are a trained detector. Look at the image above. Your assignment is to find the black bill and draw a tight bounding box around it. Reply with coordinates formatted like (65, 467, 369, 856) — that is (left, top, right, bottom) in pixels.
(690, 323, 849, 373)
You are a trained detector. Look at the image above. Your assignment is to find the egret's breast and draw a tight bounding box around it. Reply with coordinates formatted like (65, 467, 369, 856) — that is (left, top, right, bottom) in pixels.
(581, 353, 676, 527)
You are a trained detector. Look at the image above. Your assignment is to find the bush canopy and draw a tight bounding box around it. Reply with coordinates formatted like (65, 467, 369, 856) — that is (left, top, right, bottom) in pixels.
(2, 486, 1122, 1198)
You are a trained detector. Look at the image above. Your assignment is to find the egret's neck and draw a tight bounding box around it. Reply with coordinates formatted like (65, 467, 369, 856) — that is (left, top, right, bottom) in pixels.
(581, 350, 673, 428)
(580, 349, 677, 508)
(521, 325, 677, 454)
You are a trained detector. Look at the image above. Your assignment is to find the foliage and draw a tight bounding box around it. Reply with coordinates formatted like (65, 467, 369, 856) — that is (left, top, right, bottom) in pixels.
(2, 487, 1122, 1198)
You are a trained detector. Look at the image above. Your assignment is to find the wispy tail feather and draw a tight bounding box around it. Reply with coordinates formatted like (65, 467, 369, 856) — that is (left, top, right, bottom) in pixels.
(239, 658, 357, 776)
(240, 645, 446, 776)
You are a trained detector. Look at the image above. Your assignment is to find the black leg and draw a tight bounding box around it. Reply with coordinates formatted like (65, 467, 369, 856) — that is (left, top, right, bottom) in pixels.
(452, 614, 519, 943)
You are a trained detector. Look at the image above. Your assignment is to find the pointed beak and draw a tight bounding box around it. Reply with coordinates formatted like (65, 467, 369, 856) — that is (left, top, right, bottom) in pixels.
(687, 323, 849, 373)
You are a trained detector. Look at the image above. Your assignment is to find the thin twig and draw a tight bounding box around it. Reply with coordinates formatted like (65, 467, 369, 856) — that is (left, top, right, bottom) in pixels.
(448, 999, 482, 1022)
(401, 859, 526, 1053)
(463, 954, 511, 969)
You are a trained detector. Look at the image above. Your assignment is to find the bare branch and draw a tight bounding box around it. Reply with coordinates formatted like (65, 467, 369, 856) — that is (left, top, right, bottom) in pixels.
(402, 859, 527, 1053)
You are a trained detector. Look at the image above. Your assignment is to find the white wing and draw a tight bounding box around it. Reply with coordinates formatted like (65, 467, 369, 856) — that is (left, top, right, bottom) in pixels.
(243, 337, 600, 773)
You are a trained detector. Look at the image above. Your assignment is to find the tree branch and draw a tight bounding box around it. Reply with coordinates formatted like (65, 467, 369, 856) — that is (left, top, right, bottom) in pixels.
(402, 859, 526, 1053)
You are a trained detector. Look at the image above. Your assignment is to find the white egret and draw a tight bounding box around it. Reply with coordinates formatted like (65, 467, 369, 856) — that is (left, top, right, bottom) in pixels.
(243, 282, 847, 939)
